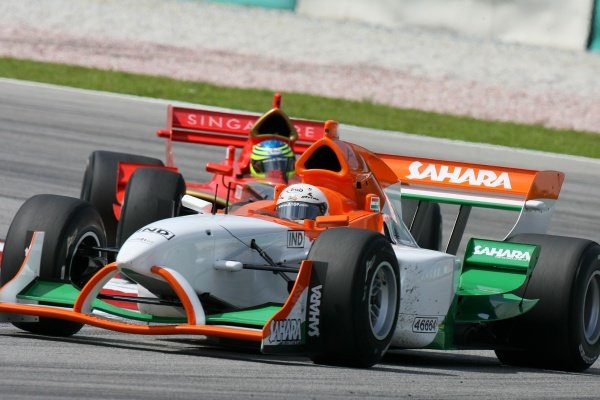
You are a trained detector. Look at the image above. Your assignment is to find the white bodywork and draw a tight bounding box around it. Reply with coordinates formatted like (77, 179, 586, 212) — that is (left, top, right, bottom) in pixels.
(117, 214, 307, 308)
(391, 245, 460, 348)
(116, 212, 459, 349)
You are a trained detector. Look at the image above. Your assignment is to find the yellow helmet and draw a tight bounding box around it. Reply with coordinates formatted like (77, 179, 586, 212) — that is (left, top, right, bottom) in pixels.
(250, 140, 295, 180)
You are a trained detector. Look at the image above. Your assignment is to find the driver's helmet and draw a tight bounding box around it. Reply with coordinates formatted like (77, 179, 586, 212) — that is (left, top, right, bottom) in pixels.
(250, 139, 295, 181)
(276, 184, 328, 221)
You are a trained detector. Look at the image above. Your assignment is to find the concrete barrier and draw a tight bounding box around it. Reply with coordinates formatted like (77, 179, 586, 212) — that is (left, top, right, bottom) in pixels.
(296, 0, 595, 50)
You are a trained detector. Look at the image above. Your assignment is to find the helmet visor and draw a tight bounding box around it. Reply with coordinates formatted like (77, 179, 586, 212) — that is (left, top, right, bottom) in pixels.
(277, 201, 324, 221)
(252, 156, 294, 175)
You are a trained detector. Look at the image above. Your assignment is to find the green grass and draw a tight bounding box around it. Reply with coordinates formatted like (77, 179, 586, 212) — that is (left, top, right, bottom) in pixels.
(1, 56, 598, 158)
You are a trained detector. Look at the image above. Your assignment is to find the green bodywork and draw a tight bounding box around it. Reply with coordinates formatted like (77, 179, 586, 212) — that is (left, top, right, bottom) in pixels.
(455, 239, 540, 322)
(456, 238, 539, 323)
(17, 280, 279, 328)
(428, 238, 540, 350)
(459, 239, 539, 295)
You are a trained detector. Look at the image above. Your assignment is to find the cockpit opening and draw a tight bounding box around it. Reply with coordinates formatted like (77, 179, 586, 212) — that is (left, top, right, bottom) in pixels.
(303, 146, 342, 172)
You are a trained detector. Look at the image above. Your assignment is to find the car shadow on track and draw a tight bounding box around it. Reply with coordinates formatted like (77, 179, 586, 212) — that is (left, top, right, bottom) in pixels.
(2, 330, 317, 368)
(384, 349, 600, 376)
(3, 329, 599, 376)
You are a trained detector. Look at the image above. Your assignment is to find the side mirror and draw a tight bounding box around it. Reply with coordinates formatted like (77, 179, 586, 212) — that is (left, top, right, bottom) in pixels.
(314, 215, 349, 228)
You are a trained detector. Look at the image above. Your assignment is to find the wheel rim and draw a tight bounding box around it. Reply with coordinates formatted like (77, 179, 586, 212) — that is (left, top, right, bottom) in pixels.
(583, 270, 600, 345)
(368, 261, 398, 340)
(70, 232, 102, 287)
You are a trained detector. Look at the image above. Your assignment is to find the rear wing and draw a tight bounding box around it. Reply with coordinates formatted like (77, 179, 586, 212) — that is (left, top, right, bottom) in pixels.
(156, 97, 325, 166)
(379, 154, 564, 210)
(378, 154, 565, 247)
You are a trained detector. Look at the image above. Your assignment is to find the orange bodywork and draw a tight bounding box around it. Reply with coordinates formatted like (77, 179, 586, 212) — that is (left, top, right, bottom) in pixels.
(226, 131, 390, 239)
(0, 302, 263, 340)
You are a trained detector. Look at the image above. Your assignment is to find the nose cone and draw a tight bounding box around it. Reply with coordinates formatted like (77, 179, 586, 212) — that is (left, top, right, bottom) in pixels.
(116, 222, 182, 274)
(116, 234, 159, 274)
(115, 215, 218, 276)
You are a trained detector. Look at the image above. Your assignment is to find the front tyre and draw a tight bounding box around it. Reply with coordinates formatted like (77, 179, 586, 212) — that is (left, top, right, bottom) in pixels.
(307, 228, 400, 367)
(116, 167, 185, 247)
(1, 195, 107, 336)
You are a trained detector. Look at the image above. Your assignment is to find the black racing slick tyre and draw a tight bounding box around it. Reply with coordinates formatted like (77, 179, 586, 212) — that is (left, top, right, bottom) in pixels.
(116, 167, 185, 247)
(0, 195, 107, 336)
(494, 234, 600, 371)
(401, 200, 442, 251)
(80, 150, 164, 247)
(307, 228, 400, 368)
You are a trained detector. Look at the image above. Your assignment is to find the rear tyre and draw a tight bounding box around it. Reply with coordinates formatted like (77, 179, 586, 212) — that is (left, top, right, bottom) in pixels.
(307, 228, 400, 367)
(116, 167, 185, 247)
(1, 195, 107, 336)
(80, 150, 163, 247)
(494, 234, 600, 371)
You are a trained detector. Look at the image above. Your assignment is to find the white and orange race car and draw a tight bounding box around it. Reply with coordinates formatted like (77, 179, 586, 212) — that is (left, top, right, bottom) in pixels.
(0, 111, 599, 370)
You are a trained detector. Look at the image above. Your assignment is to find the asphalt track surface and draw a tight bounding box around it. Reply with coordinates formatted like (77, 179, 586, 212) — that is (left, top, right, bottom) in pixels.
(0, 79, 599, 399)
